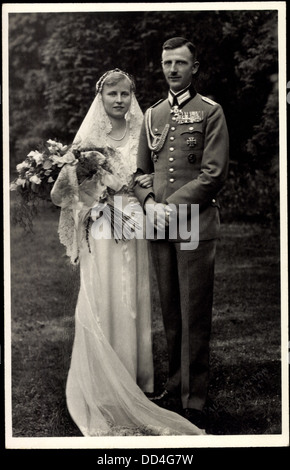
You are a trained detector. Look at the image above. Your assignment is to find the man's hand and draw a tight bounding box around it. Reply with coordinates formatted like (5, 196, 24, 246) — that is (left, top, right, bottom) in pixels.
(135, 173, 154, 188)
(145, 197, 172, 231)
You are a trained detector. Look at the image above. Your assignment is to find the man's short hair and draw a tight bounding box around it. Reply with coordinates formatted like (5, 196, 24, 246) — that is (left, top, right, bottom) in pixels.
(163, 37, 197, 61)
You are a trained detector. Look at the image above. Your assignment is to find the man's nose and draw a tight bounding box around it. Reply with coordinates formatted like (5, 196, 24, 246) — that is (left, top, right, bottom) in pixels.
(170, 62, 177, 73)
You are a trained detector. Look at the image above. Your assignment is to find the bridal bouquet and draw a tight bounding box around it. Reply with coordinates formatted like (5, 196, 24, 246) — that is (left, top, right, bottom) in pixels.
(10, 139, 138, 240)
(10, 140, 71, 201)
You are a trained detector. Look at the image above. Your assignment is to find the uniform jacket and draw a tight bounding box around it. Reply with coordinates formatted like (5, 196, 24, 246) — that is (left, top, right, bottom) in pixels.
(134, 88, 229, 241)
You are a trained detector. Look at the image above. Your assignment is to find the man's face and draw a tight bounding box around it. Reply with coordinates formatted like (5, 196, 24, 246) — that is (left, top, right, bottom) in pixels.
(161, 45, 199, 92)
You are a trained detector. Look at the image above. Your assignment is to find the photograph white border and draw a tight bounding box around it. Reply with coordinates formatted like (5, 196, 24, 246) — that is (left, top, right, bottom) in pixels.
(2, 1, 289, 450)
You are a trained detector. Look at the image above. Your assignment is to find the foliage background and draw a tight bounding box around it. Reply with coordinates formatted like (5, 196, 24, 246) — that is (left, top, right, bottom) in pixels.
(8, 8, 280, 224)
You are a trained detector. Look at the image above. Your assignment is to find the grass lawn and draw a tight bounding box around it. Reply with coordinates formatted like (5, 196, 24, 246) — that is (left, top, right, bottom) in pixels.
(7, 199, 283, 438)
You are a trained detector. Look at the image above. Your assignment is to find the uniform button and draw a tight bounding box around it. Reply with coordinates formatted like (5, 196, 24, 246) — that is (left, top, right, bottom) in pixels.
(169, 157, 174, 162)
(170, 136, 175, 141)
(189, 126, 194, 131)
(212, 199, 216, 203)
(169, 147, 174, 151)
(154, 128, 158, 132)
(171, 126, 176, 131)
(169, 178, 175, 183)
(169, 168, 174, 173)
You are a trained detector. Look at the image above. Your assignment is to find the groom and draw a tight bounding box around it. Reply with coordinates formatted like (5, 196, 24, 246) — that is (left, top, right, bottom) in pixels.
(134, 37, 229, 430)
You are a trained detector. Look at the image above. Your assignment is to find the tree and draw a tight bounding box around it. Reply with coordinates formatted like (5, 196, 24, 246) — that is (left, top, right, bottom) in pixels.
(9, 13, 53, 163)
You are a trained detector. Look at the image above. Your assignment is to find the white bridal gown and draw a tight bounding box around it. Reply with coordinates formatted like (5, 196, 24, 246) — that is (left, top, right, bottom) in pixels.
(63, 141, 204, 436)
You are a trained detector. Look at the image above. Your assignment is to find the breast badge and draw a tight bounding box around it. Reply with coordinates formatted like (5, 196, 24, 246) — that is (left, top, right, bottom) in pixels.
(188, 154, 196, 164)
(186, 137, 197, 148)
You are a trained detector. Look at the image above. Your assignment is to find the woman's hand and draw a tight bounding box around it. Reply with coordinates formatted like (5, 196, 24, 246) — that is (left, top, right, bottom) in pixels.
(135, 173, 154, 188)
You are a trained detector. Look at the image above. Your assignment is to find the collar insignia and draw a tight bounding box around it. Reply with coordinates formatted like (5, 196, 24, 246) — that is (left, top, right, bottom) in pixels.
(168, 84, 196, 108)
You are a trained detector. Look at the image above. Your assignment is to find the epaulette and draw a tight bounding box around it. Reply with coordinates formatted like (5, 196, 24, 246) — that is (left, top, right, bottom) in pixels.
(201, 95, 217, 106)
(150, 99, 164, 108)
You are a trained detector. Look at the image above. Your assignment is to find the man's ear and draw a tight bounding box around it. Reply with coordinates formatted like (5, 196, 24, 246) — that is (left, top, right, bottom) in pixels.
(192, 61, 200, 76)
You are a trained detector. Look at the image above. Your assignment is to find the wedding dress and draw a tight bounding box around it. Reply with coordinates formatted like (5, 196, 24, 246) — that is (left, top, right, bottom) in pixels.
(51, 71, 204, 436)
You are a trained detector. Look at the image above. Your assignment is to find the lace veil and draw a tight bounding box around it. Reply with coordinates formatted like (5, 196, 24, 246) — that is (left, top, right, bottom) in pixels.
(52, 69, 144, 264)
(73, 69, 143, 174)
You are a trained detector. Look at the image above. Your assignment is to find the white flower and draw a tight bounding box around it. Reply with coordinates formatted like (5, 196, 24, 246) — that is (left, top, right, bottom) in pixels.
(13, 178, 26, 188)
(47, 140, 68, 153)
(29, 174, 42, 184)
(27, 150, 44, 165)
(50, 155, 65, 167)
(16, 161, 30, 172)
(47, 139, 58, 146)
(51, 151, 76, 167)
(43, 159, 53, 170)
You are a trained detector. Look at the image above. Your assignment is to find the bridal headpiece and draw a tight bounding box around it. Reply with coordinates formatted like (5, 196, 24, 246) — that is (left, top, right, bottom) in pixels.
(95, 68, 136, 94)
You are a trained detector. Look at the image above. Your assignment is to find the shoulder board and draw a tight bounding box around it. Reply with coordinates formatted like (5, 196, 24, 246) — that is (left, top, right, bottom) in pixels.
(150, 99, 164, 109)
(201, 96, 218, 106)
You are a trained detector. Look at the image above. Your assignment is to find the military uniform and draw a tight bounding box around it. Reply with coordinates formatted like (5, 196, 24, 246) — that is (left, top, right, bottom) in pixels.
(134, 84, 229, 411)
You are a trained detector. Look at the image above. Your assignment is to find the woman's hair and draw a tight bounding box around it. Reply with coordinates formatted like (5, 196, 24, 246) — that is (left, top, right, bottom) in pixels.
(163, 37, 197, 61)
(96, 69, 136, 94)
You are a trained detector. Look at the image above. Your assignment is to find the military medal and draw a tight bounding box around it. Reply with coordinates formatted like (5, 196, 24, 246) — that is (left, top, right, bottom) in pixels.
(186, 137, 197, 147)
(176, 110, 204, 124)
(170, 105, 183, 121)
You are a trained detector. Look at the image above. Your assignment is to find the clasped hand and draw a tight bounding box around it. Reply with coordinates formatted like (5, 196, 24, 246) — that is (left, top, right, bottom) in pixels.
(135, 173, 153, 189)
(135, 173, 172, 230)
(145, 196, 173, 230)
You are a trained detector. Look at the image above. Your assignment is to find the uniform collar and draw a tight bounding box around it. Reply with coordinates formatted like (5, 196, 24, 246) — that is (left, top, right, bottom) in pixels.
(168, 84, 196, 108)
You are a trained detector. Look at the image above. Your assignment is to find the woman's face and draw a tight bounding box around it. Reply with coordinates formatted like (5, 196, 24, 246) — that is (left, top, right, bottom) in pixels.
(102, 78, 132, 119)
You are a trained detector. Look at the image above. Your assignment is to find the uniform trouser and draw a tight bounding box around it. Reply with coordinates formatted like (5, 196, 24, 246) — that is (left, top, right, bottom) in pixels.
(150, 238, 217, 411)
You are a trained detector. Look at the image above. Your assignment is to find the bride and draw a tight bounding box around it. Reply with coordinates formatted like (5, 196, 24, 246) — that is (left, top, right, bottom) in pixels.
(51, 69, 204, 436)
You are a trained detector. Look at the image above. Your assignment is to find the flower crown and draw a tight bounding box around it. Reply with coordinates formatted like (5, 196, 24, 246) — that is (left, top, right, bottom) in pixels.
(95, 68, 136, 94)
